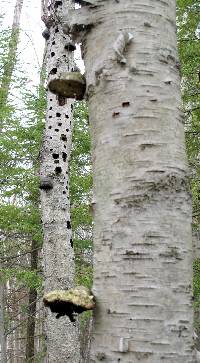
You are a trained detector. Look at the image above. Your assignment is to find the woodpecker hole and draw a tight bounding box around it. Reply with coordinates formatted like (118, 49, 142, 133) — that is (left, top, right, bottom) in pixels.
(61, 134, 67, 141)
(50, 68, 57, 75)
(55, 167, 62, 174)
(62, 152, 67, 162)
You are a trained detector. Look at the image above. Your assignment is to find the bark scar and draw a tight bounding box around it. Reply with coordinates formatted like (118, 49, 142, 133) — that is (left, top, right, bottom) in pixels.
(113, 31, 134, 64)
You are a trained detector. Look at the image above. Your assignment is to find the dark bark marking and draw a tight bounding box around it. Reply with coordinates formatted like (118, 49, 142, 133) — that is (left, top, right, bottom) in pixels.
(144, 22, 151, 27)
(66, 128, 69, 132)
(48, 126, 52, 129)
(54, 160, 59, 164)
(65, 114, 69, 118)
(58, 122, 62, 126)
(50, 68, 57, 75)
(51, 52, 55, 57)
(54, 1, 62, 8)
(67, 221, 71, 229)
(58, 95, 66, 106)
(49, 115, 52, 118)
(55, 167, 62, 174)
(70, 238, 73, 248)
(42, 29, 50, 40)
(52, 153, 59, 159)
(56, 112, 61, 117)
(112, 111, 120, 117)
(62, 152, 67, 162)
(55, 128, 59, 132)
(61, 134, 67, 141)
(122, 101, 130, 107)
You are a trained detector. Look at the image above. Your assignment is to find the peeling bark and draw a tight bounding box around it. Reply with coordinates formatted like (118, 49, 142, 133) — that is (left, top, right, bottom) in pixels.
(66, 0, 195, 362)
(40, 1, 80, 362)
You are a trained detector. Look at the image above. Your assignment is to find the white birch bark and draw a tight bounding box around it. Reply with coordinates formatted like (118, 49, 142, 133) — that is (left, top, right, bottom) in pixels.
(68, 0, 195, 362)
(40, 1, 80, 362)
(0, 2, 24, 360)
(0, 0, 24, 113)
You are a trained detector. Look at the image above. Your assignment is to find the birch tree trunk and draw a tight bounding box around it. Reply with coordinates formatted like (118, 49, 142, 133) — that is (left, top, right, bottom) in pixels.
(0, 0, 24, 112)
(40, 1, 80, 362)
(0, 2, 24, 360)
(68, 0, 195, 362)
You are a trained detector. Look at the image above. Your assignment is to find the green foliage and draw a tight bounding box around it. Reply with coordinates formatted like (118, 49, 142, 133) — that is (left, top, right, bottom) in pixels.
(70, 101, 93, 289)
(0, 268, 42, 290)
(194, 259, 200, 305)
(177, 1, 200, 335)
(177, 0, 200, 229)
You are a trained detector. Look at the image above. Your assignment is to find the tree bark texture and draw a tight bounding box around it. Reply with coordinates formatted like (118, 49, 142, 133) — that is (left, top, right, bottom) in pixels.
(40, 1, 80, 362)
(69, 1, 195, 362)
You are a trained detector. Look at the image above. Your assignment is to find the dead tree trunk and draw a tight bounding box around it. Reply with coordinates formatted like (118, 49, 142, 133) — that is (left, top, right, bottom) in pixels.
(40, 1, 80, 362)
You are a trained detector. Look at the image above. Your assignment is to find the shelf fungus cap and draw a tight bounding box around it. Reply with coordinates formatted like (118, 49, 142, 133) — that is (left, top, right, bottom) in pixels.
(43, 286, 95, 321)
(48, 72, 86, 100)
(39, 177, 53, 190)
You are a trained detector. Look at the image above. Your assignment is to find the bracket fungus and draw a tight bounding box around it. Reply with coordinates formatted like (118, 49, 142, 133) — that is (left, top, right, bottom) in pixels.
(39, 176, 53, 190)
(48, 72, 86, 100)
(43, 286, 95, 322)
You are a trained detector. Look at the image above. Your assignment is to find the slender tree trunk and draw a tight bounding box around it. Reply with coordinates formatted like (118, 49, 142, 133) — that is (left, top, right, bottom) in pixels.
(40, 1, 80, 362)
(68, 1, 194, 362)
(25, 244, 38, 363)
(0, 283, 7, 363)
(0, 0, 24, 112)
(25, 48, 47, 363)
(0, 3, 23, 357)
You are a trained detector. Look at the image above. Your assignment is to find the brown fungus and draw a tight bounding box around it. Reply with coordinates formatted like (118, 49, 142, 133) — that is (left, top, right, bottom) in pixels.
(48, 72, 86, 100)
(43, 286, 95, 322)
